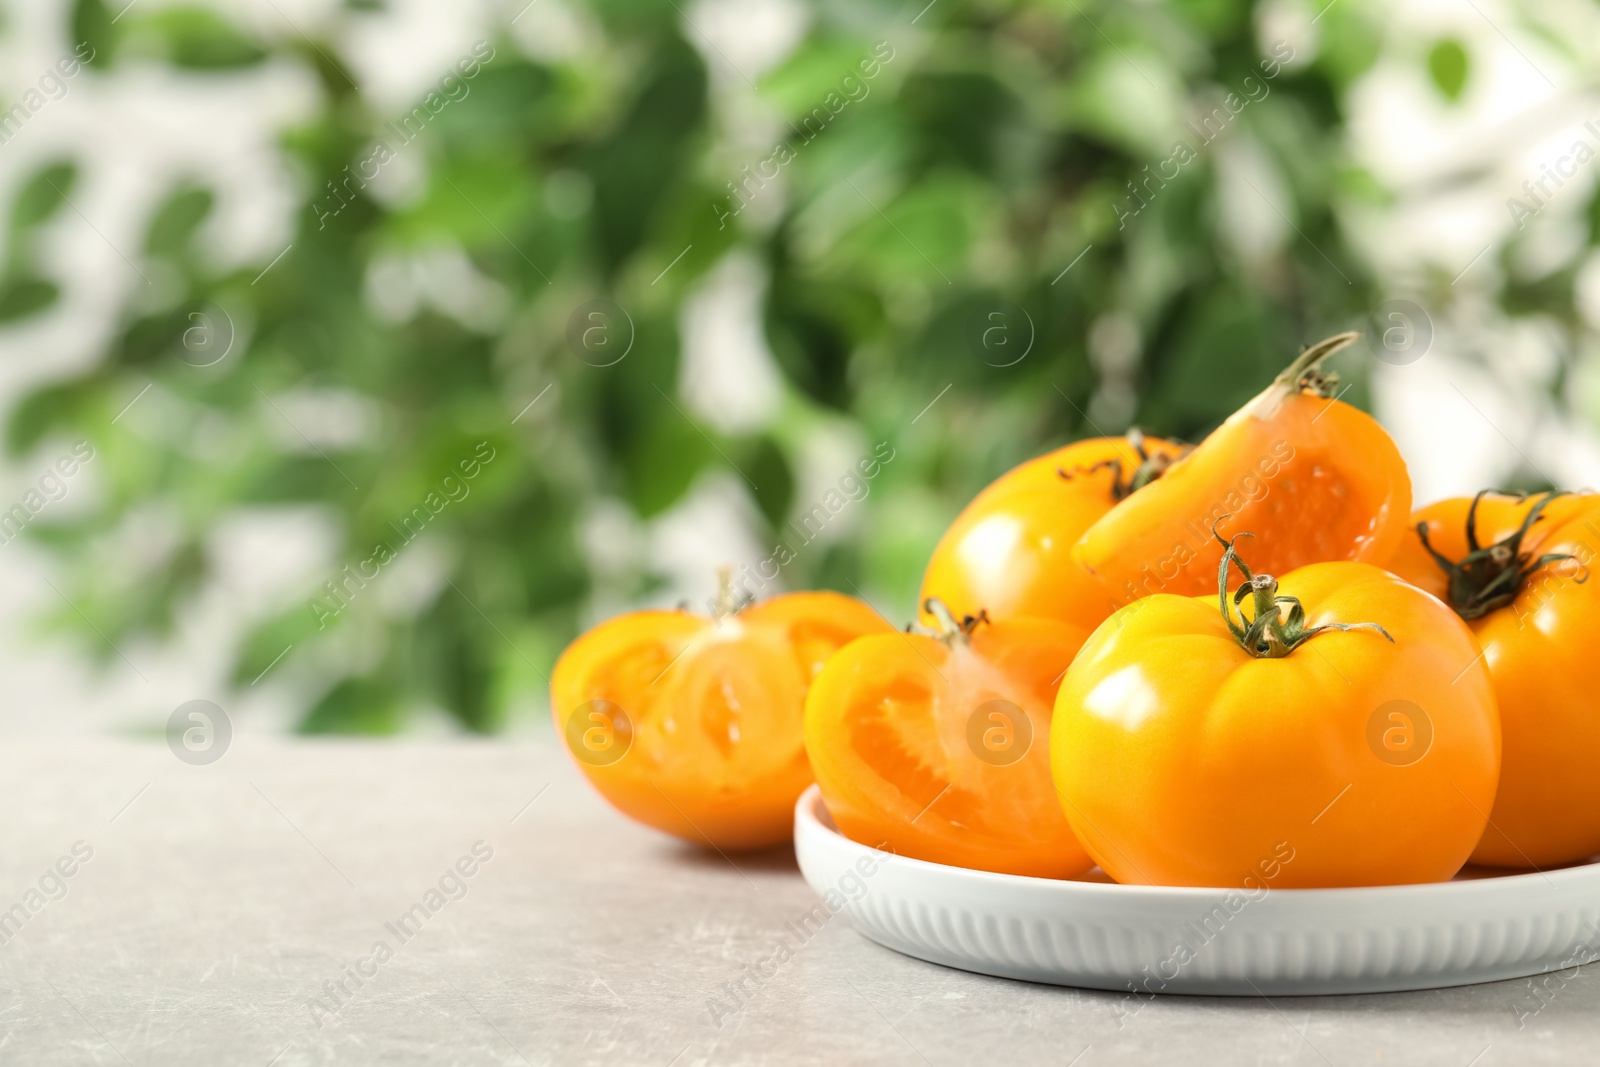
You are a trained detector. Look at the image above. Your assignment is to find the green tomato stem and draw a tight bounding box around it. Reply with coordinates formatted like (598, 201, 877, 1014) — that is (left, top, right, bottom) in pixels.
(1212, 522, 1394, 658)
(1269, 331, 1362, 400)
(917, 597, 988, 645)
(1417, 489, 1587, 620)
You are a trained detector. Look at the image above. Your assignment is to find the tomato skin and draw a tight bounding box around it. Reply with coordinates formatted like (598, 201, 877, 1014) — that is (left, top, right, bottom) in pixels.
(551, 592, 894, 850)
(1387, 492, 1600, 868)
(1071, 377, 1412, 606)
(1052, 562, 1499, 887)
(919, 436, 1185, 632)
(805, 618, 1095, 878)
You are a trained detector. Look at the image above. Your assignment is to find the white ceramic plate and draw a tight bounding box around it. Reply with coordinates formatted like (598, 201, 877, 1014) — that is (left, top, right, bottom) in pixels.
(793, 786, 1600, 995)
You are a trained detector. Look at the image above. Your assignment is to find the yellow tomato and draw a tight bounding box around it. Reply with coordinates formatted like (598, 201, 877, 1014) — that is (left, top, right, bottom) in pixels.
(1387, 490, 1600, 868)
(1053, 530, 1499, 887)
(920, 432, 1186, 632)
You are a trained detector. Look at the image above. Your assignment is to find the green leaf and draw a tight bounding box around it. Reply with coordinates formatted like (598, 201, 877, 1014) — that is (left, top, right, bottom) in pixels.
(0, 278, 59, 323)
(5, 381, 85, 455)
(742, 436, 794, 529)
(137, 7, 266, 70)
(231, 608, 327, 688)
(1427, 39, 1469, 102)
(300, 676, 404, 734)
(145, 186, 214, 256)
(898, 70, 1021, 177)
(10, 162, 78, 232)
(70, 0, 116, 70)
(622, 409, 710, 518)
(415, 593, 497, 732)
(1316, 7, 1385, 89)
(586, 37, 707, 273)
(1171, 0, 1249, 37)
(826, 174, 981, 286)
(1063, 49, 1182, 160)
(396, 153, 532, 249)
(761, 38, 887, 117)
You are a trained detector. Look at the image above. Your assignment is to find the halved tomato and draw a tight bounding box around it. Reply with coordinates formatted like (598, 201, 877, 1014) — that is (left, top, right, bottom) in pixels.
(551, 591, 894, 850)
(805, 604, 1094, 878)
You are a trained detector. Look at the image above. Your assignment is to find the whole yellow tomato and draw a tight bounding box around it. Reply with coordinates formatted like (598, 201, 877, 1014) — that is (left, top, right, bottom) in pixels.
(920, 432, 1186, 632)
(1386, 490, 1600, 868)
(1052, 529, 1499, 887)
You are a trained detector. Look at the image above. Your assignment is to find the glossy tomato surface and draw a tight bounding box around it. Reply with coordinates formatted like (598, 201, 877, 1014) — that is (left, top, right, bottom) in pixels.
(1052, 561, 1498, 887)
(551, 591, 893, 850)
(1388, 491, 1600, 868)
(806, 616, 1095, 878)
(920, 435, 1185, 631)
(1072, 338, 1412, 606)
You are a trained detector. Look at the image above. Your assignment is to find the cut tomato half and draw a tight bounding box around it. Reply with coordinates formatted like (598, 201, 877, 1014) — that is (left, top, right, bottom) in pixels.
(805, 613, 1094, 878)
(551, 591, 894, 850)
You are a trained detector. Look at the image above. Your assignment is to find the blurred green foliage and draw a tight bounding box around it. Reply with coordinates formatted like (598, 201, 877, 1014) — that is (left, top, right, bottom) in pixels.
(1, 0, 1441, 731)
(1427, 38, 1470, 102)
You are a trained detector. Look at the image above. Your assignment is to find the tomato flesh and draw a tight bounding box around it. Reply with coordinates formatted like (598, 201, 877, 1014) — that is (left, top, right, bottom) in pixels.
(1073, 384, 1412, 605)
(551, 592, 894, 850)
(807, 618, 1095, 878)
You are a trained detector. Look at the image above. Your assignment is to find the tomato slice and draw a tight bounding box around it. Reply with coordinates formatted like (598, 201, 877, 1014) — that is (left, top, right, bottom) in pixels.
(551, 592, 894, 850)
(1073, 335, 1412, 605)
(805, 617, 1094, 878)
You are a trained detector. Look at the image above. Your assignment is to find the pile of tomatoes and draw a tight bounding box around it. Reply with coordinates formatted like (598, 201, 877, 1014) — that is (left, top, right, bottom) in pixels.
(553, 333, 1600, 888)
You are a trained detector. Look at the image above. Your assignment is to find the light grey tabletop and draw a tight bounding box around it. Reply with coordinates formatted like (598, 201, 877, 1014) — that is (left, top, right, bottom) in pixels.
(0, 737, 1591, 1065)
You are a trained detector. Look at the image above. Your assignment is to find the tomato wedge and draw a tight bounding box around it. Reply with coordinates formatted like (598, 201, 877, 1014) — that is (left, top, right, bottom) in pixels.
(1072, 333, 1412, 606)
(805, 607, 1094, 878)
(551, 591, 894, 850)
(920, 432, 1186, 631)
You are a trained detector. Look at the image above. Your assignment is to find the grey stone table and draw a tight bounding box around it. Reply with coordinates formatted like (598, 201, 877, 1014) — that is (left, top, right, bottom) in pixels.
(0, 738, 1592, 1065)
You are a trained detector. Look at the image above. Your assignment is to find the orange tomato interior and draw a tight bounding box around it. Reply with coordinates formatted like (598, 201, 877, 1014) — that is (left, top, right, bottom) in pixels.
(551, 592, 893, 850)
(806, 617, 1095, 878)
(1073, 382, 1412, 606)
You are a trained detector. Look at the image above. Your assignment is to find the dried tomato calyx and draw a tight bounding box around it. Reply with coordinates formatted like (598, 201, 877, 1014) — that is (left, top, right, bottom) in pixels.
(1212, 524, 1394, 659)
(912, 597, 988, 645)
(1416, 489, 1588, 621)
(709, 566, 755, 620)
(1271, 331, 1362, 400)
(1057, 428, 1191, 502)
